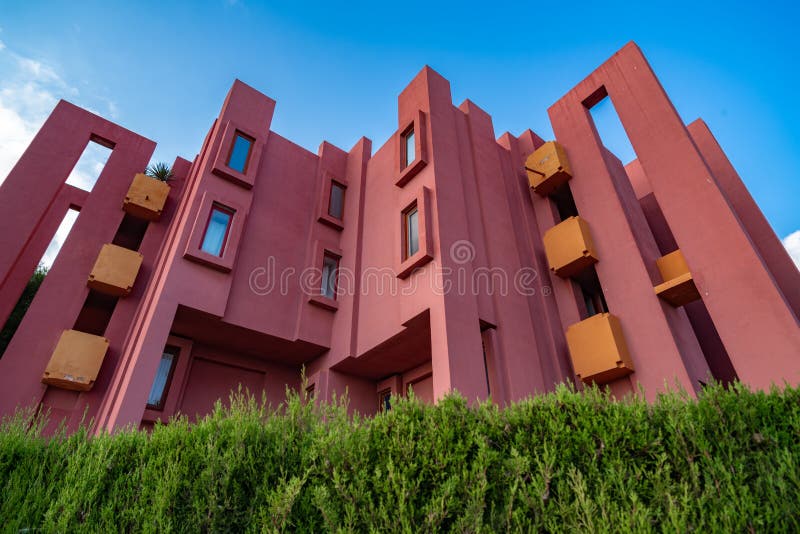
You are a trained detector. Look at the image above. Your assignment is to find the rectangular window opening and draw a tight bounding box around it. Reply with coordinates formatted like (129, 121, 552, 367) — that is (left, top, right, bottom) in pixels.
(72, 289, 118, 336)
(587, 94, 637, 166)
(551, 183, 579, 222)
(378, 389, 392, 412)
(65, 138, 113, 192)
(227, 131, 254, 174)
(321, 253, 340, 300)
(111, 213, 150, 251)
(402, 127, 415, 169)
(200, 204, 234, 257)
(403, 203, 419, 260)
(327, 181, 346, 220)
(574, 266, 609, 319)
(146, 345, 179, 410)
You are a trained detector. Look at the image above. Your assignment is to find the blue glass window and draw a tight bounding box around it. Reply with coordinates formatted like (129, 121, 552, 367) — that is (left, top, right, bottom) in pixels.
(201, 205, 233, 256)
(147, 348, 178, 409)
(227, 132, 253, 173)
(405, 205, 419, 258)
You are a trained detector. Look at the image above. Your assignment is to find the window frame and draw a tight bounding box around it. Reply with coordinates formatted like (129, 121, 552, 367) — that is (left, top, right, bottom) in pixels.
(200, 203, 236, 257)
(184, 192, 247, 273)
(145, 345, 180, 411)
(402, 202, 419, 260)
(226, 130, 255, 174)
(396, 187, 434, 279)
(308, 242, 342, 311)
(327, 180, 346, 221)
(321, 252, 340, 301)
(395, 110, 428, 188)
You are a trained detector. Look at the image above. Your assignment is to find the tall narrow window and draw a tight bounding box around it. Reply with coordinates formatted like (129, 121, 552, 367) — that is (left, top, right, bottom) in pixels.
(328, 182, 345, 220)
(227, 132, 254, 173)
(147, 346, 179, 409)
(402, 127, 415, 168)
(321, 253, 339, 300)
(201, 204, 234, 256)
(403, 203, 419, 259)
(378, 390, 392, 412)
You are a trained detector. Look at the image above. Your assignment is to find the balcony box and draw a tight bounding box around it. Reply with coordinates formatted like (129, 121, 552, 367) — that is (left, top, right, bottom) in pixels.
(123, 173, 170, 221)
(654, 249, 701, 307)
(543, 216, 599, 278)
(41, 329, 109, 391)
(87, 244, 143, 297)
(525, 141, 572, 196)
(565, 313, 634, 384)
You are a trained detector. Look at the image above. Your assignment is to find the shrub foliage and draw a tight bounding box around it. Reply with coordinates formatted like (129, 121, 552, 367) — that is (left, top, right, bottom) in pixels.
(1, 383, 798, 532)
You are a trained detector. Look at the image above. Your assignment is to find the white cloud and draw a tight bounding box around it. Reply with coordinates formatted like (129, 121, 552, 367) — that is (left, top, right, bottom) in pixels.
(0, 42, 118, 267)
(782, 230, 800, 269)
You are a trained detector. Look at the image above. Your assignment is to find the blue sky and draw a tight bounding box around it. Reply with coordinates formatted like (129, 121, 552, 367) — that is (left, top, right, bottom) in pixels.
(1, 1, 798, 264)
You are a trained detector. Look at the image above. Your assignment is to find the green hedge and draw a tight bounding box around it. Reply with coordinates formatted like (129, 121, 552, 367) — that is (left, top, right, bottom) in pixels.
(1, 383, 798, 532)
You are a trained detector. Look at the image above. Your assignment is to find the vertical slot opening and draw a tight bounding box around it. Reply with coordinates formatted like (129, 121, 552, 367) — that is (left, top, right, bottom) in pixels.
(72, 290, 118, 336)
(65, 137, 114, 192)
(112, 213, 150, 251)
(0, 207, 79, 358)
(586, 92, 637, 166)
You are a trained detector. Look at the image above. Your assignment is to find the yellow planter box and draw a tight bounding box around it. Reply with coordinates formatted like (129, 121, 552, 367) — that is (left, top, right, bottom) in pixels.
(41, 329, 109, 391)
(87, 244, 143, 297)
(654, 249, 701, 307)
(123, 173, 170, 221)
(543, 216, 599, 278)
(565, 313, 634, 384)
(525, 141, 572, 196)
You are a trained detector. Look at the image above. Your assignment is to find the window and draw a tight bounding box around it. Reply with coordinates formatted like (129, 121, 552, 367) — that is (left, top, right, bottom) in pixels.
(403, 203, 419, 259)
(201, 204, 234, 256)
(378, 390, 392, 412)
(402, 127, 415, 169)
(227, 132, 254, 173)
(328, 182, 345, 220)
(576, 267, 609, 318)
(146, 346, 179, 409)
(321, 253, 339, 300)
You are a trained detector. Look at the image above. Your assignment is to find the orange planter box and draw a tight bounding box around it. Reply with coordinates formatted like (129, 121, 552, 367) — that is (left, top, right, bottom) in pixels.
(543, 216, 599, 278)
(565, 313, 634, 384)
(41, 330, 109, 391)
(525, 141, 572, 196)
(654, 249, 701, 307)
(87, 244, 143, 297)
(123, 173, 170, 221)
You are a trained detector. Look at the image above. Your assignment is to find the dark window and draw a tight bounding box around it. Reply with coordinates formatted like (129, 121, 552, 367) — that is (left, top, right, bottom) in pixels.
(227, 132, 254, 173)
(328, 182, 345, 220)
(403, 203, 419, 259)
(321, 253, 339, 300)
(146, 346, 179, 410)
(201, 204, 234, 256)
(378, 389, 392, 412)
(402, 127, 415, 168)
(575, 267, 608, 318)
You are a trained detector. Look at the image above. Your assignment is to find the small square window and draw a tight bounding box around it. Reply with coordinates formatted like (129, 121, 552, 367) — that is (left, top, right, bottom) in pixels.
(146, 346, 179, 410)
(201, 204, 234, 257)
(328, 182, 346, 220)
(321, 253, 339, 300)
(378, 389, 392, 412)
(227, 132, 254, 173)
(402, 127, 415, 169)
(403, 203, 419, 259)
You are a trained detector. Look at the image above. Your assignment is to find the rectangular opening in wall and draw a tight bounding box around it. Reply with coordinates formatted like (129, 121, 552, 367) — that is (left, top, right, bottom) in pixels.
(65, 136, 114, 192)
(146, 345, 180, 410)
(0, 207, 79, 358)
(586, 91, 637, 166)
(72, 290, 118, 336)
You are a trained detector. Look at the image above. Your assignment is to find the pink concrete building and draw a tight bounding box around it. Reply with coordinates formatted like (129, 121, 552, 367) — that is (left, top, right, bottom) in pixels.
(0, 42, 798, 433)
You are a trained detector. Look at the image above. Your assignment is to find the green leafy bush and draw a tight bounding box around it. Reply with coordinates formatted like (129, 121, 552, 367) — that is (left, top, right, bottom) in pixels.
(1, 383, 798, 532)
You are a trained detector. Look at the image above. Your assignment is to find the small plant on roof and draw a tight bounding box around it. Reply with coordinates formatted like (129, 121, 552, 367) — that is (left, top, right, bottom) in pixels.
(145, 162, 174, 182)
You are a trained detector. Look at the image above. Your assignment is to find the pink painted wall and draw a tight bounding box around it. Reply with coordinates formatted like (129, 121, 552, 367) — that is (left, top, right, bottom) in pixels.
(1, 42, 797, 434)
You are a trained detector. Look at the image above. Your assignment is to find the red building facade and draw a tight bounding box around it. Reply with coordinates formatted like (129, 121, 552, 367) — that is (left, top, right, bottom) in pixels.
(1, 42, 798, 433)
